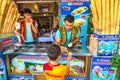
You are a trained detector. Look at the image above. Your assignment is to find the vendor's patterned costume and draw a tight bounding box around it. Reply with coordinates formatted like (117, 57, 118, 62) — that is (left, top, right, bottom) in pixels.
(56, 26, 80, 46)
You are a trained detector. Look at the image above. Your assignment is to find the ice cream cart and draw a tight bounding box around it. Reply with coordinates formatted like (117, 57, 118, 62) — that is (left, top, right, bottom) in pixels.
(3, 43, 92, 80)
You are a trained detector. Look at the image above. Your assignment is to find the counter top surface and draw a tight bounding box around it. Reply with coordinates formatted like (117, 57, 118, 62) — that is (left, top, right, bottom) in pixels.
(3, 43, 92, 56)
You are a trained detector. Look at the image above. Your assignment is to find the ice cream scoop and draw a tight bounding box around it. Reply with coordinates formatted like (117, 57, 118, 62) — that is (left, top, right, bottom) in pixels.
(68, 43, 73, 48)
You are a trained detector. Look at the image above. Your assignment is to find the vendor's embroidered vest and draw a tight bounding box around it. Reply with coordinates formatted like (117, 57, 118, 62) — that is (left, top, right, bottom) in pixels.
(20, 20, 37, 40)
(59, 27, 78, 45)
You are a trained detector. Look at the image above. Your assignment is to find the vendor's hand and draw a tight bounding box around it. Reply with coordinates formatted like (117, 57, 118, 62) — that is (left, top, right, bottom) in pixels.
(68, 42, 73, 48)
(29, 18, 33, 24)
(67, 52, 72, 61)
(60, 46, 68, 54)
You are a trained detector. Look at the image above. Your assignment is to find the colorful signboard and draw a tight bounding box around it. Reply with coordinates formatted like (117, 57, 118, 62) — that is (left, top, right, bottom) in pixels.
(0, 55, 7, 80)
(0, 36, 16, 53)
(69, 56, 88, 76)
(98, 35, 119, 56)
(10, 74, 34, 80)
(61, 6, 89, 15)
(89, 33, 119, 56)
(65, 76, 87, 80)
(90, 57, 116, 80)
(10, 55, 88, 77)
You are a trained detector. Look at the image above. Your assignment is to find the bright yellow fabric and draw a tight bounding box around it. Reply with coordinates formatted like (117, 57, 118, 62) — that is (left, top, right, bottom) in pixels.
(44, 64, 68, 80)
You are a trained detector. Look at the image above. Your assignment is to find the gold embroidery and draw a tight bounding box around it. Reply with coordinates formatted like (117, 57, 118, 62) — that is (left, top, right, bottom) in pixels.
(59, 27, 78, 45)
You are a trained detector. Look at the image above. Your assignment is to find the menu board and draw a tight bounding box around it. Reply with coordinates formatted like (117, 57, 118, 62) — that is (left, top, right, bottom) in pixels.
(91, 57, 116, 80)
(89, 33, 119, 56)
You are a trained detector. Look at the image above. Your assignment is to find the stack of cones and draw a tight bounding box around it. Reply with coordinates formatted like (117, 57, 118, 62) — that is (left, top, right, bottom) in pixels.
(0, 0, 20, 34)
(90, 0, 120, 35)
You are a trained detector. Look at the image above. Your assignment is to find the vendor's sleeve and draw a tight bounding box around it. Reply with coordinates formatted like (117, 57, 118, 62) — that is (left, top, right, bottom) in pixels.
(55, 30, 61, 38)
(16, 22, 20, 30)
(76, 29, 81, 37)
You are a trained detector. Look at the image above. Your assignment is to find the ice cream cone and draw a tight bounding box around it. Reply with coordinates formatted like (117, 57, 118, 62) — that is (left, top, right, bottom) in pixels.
(93, 66, 103, 79)
(101, 44, 104, 47)
(95, 72, 100, 79)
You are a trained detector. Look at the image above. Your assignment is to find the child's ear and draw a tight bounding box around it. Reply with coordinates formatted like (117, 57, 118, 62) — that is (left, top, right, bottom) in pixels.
(47, 57, 50, 62)
(58, 55, 61, 59)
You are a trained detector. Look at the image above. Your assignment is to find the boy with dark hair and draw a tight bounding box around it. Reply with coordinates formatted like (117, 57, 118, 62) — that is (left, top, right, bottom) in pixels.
(16, 8, 38, 43)
(43, 44, 72, 80)
(24, 8, 32, 14)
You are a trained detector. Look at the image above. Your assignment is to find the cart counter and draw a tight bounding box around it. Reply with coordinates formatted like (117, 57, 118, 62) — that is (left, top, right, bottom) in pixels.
(3, 43, 92, 80)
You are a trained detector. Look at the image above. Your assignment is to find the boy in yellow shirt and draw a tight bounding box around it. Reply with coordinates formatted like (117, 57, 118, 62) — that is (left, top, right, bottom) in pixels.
(43, 44, 72, 80)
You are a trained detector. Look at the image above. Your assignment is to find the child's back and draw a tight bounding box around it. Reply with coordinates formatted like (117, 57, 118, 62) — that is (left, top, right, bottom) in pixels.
(43, 44, 71, 80)
(44, 63, 68, 80)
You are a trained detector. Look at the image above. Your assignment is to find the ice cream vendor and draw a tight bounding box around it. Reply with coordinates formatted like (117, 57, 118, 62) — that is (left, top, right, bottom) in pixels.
(15, 8, 38, 43)
(55, 15, 81, 52)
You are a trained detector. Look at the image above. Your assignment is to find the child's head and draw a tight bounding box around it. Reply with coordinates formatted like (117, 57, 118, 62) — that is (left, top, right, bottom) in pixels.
(47, 44, 61, 61)
(23, 8, 32, 20)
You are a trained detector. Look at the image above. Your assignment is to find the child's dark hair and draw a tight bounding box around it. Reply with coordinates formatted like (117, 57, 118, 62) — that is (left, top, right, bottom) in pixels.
(24, 8, 32, 14)
(64, 15, 74, 23)
(47, 44, 61, 61)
